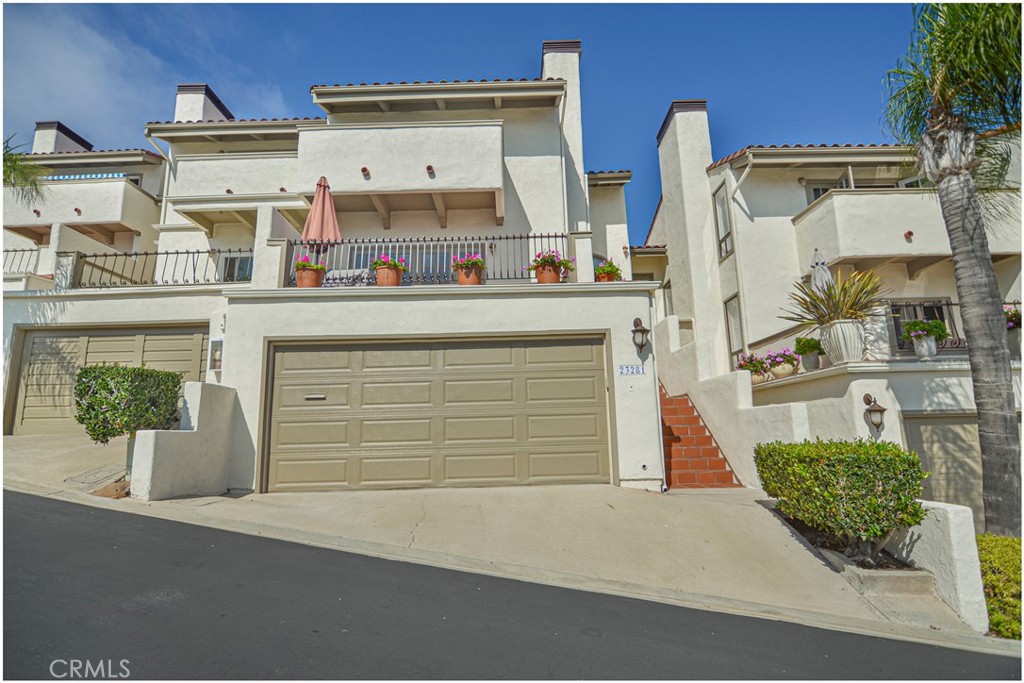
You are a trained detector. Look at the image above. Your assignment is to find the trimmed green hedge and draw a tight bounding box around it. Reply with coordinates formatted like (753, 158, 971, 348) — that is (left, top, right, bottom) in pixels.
(977, 534, 1021, 639)
(754, 439, 927, 557)
(74, 364, 183, 444)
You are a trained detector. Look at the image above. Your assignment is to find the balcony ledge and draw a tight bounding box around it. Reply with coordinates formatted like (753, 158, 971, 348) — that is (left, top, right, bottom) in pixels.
(224, 281, 659, 301)
(3, 282, 252, 300)
(751, 356, 1022, 391)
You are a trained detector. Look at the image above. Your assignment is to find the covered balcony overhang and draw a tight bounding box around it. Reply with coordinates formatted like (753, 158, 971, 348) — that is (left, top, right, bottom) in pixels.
(168, 194, 299, 234)
(713, 146, 914, 172)
(310, 80, 565, 115)
(297, 189, 503, 229)
(145, 118, 326, 144)
(24, 149, 164, 169)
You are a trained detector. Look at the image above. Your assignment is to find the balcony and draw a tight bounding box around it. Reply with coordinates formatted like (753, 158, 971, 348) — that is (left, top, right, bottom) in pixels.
(3, 248, 40, 275)
(54, 248, 254, 288)
(792, 189, 1021, 274)
(4, 176, 160, 246)
(285, 234, 568, 286)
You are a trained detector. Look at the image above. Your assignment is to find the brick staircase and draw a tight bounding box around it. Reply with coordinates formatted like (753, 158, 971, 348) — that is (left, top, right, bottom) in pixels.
(660, 385, 741, 489)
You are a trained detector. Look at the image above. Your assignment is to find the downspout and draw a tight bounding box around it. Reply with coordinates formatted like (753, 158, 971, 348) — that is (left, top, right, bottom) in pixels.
(729, 153, 754, 354)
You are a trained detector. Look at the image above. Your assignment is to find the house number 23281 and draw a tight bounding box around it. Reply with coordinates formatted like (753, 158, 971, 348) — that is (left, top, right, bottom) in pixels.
(618, 364, 645, 376)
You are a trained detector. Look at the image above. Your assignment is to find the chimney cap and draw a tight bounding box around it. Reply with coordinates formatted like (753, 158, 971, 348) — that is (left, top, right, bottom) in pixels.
(34, 121, 94, 151)
(542, 40, 582, 55)
(656, 100, 708, 145)
(176, 83, 234, 120)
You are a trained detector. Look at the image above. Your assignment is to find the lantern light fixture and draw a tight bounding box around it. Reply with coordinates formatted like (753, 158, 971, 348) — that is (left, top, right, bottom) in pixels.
(863, 393, 887, 431)
(631, 318, 651, 352)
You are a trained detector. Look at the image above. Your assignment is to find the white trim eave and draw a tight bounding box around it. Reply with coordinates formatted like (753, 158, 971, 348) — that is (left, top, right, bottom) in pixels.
(26, 151, 163, 167)
(4, 283, 251, 301)
(225, 281, 659, 301)
(145, 119, 327, 140)
(311, 81, 566, 114)
(729, 147, 913, 170)
(169, 193, 308, 208)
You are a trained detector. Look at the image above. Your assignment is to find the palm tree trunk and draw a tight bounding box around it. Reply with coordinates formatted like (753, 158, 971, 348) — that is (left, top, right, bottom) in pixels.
(936, 171, 1021, 536)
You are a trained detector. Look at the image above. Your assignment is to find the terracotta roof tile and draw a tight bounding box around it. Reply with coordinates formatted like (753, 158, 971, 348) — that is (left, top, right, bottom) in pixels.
(27, 148, 163, 159)
(706, 143, 905, 171)
(310, 77, 563, 89)
(146, 116, 325, 126)
(586, 169, 631, 175)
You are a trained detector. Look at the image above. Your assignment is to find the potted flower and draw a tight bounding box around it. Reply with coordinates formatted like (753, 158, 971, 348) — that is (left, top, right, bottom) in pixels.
(451, 253, 486, 286)
(370, 253, 407, 287)
(780, 270, 887, 364)
(900, 319, 950, 361)
(736, 353, 771, 385)
(294, 255, 327, 288)
(1006, 306, 1021, 357)
(594, 259, 623, 283)
(794, 337, 823, 372)
(766, 347, 801, 379)
(525, 249, 575, 284)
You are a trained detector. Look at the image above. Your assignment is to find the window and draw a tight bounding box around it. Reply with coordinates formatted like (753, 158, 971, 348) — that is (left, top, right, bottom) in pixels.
(221, 255, 253, 282)
(725, 296, 744, 364)
(889, 299, 959, 352)
(713, 185, 733, 259)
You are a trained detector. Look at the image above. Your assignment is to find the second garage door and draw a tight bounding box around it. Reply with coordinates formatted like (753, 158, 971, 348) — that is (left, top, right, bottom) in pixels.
(266, 337, 611, 492)
(10, 327, 210, 436)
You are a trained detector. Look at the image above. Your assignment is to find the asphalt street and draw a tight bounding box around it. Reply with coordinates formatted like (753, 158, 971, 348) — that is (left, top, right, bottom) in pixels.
(4, 490, 1020, 679)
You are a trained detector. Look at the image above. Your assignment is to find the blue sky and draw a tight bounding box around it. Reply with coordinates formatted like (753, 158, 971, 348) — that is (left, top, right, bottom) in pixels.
(3, 3, 916, 244)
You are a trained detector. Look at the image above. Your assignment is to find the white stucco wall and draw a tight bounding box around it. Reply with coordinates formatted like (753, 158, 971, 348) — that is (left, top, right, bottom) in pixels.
(589, 185, 632, 279)
(219, 283, 663, 493)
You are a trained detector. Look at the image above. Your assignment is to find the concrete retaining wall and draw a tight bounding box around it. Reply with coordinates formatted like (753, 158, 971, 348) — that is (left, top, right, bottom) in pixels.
(890, 500, 989, 633)
(130, 381, 238, 501)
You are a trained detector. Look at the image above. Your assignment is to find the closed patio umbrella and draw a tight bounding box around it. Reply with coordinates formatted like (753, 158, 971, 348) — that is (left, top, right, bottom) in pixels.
(300, 176, 341, 254)
(810, 248, 834, 294)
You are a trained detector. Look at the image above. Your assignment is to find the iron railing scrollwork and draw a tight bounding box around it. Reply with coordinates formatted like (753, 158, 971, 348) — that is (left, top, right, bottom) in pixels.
(57, 249, 254, 288)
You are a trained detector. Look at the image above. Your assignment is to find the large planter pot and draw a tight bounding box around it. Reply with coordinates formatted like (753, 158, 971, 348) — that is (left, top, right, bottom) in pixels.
(819, 320, 865, 364)
(913, 335, 938, 361)
(1009, 330, 1021, 358)
(596, 273, 619, 283)
(770, 364, 797, 380)
(534, 264, 561, 284)
(296, 268, 325, 288)
(750, 372, 770, 385)
(801, 353, 821, 372)
(375, 266, 402, 287)
(456, 266, 483, 286)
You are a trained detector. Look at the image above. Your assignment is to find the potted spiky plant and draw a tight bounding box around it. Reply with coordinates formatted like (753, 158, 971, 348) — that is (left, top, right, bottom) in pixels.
(780, 271, 888, 364)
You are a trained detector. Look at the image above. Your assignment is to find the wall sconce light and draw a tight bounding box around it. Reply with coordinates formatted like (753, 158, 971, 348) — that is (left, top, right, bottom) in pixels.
(208, 338, 224, 372)
(863, 393, 887, 431)
(632, 317, 651, 351)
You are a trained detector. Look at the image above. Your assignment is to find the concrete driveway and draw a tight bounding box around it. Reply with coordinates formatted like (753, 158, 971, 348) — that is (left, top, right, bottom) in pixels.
(4, 434, 1005, 655)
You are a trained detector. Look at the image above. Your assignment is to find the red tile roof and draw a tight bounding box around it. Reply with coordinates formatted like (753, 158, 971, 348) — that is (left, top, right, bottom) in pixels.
(146, 116, 325, 126)
(310, 77, 563, 89)
(586, 169, 631, 175)
(27, 148, 163, 159)
(707, 143, 905, 171)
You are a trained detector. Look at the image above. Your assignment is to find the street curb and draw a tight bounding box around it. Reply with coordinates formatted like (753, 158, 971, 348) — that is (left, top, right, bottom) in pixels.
(5, 479, 1021, 659)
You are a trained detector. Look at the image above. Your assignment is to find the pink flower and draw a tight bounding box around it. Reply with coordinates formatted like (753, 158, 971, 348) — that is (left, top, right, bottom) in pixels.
(398, 257, 406, 263)
(300, 255, 310, 263)
(381, 254, 391, 263)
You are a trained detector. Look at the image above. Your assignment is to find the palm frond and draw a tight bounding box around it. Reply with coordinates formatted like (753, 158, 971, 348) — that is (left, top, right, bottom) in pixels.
(3, 134, 48, 205)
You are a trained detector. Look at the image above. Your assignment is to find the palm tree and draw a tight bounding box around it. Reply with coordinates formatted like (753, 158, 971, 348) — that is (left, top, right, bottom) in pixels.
(886, 4, 1021, 537)
(3, 134, 46, 204)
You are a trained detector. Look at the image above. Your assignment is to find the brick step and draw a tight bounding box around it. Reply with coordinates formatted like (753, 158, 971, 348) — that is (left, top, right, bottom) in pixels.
(660, 384, 741, 490)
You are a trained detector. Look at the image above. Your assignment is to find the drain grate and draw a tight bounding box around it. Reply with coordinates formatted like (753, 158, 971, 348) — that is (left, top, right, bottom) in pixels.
(65, 464, 125, 486)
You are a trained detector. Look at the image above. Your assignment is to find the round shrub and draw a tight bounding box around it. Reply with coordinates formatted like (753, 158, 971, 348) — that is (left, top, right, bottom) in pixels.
(977, 534, 1021, 639)
(754, 439, 928, 560)
(74, 364, 183, 444)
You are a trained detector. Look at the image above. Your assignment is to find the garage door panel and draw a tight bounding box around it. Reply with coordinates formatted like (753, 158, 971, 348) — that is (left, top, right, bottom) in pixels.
(360, 418, 433, 445)
(271, 458, 350, 490)
(267, 337, 611, 491)
(275, 384, 350, 410)
(360, 381, 433, 407)
(12, 327, 209, 435)
(444, 379, 515, 404)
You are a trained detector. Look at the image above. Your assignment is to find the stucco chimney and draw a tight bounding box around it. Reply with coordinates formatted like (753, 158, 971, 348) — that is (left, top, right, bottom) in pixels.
(174, 83, 234, 123)
(541, 40, 589, 233)
(32, 121, 93, 154)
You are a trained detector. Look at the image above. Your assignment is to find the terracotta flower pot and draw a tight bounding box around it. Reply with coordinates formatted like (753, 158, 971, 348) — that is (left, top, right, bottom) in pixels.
(534, 264, 561, 284)
(296, 268, 325, 288)
(456, 266, 483, 286)
(596, 273, 618, 283)
(375, 266, 402, 287)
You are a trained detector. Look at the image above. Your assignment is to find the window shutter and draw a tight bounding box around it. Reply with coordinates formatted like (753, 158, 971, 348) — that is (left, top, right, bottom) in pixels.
(725, 297, 743, 353)
(715, 189, 731, 241)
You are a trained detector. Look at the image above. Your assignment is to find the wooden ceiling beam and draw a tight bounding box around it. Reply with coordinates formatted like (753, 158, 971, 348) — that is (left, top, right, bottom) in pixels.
(369, 194, 391, 230)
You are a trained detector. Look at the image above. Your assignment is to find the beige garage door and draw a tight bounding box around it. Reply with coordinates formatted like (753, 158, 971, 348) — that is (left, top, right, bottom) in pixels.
(266, 337, 611, 492)
(904, 415, 985, 533)
(11, 327, 210, 436)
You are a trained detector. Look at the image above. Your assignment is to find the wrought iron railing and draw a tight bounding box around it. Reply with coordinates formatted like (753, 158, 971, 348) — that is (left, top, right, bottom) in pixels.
(886, 300, 1020, 353)
(58, 249, 254, 288)
(3, 248, 40, 275)
(286, 234, 570, 286)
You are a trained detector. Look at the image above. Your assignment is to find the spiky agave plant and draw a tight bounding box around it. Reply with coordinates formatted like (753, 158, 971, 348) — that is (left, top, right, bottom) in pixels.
(780, 270, 888, 327)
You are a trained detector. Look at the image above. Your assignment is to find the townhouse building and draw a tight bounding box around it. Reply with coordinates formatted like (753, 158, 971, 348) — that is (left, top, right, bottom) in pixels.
(3, 40, 665, 498)
(640, 100, 1022, 529)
